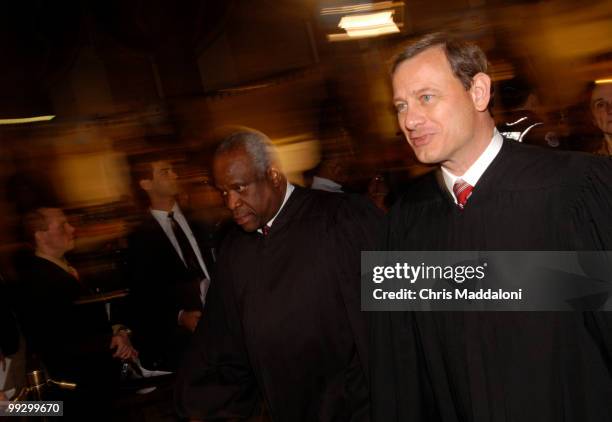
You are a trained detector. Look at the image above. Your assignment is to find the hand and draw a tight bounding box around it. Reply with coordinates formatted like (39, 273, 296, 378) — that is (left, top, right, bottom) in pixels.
(0, 390, 6, 401)
(179, 310, 202, 332)
(0, 352, 5, 372)
(110, 332, 138, 360)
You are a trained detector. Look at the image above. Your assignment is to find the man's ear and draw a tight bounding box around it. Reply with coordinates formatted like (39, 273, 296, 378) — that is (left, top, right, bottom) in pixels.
(139, 179, 152, 192)
(470, 72, 492, 112)
(266, 166, 283, 188)
(34, 230, 45, 246)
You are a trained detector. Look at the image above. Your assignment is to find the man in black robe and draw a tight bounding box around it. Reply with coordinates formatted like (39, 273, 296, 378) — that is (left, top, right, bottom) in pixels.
(371, 33, 612, 421)
(175, 129, 381, 421)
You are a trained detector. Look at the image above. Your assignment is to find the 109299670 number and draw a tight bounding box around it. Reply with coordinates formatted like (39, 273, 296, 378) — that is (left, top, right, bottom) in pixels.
(0, 401, 63, 416)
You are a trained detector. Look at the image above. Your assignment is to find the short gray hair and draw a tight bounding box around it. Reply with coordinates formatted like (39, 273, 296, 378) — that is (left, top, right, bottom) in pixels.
(392, 32, 489, 91)
(215, 130, 279, 178)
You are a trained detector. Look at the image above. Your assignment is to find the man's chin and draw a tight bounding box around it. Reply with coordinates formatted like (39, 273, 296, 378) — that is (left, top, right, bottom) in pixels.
(413, 150, 439, 165)
(234, 217, 258, 232)
(408, 141, 439, 165)
(239, 223, 258, 232)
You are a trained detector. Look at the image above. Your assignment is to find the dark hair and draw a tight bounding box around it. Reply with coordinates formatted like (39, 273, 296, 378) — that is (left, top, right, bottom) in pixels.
(128, 151, 163, 185)
(215, 130, 278, 178)
(127, 150, 172, 207)
(392, 32, 489, 91)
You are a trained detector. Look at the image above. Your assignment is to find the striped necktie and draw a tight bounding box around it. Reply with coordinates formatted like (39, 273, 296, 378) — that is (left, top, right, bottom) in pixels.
(453, 179, 474, 209)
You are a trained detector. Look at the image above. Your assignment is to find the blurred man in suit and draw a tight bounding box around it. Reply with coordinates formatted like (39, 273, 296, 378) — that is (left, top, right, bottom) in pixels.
(17, 206, 137, 417)
(127, 152, 214, 371)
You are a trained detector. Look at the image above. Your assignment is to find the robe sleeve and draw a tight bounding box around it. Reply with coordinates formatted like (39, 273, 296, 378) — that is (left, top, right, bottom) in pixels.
(570, 155, 612, 250)
(570, 156, 612, 373)
(175, 236, 261, 421)
(330, 195, 383, 421)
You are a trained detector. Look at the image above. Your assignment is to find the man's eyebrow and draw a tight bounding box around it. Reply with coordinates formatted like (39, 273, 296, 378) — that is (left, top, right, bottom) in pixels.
(393, 87, 440, 101)
(415, 87, 440, 95)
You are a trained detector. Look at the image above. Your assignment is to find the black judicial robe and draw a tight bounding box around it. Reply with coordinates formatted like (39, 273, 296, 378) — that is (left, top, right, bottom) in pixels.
(176, 187, 382, 422)
(371, 140, 612, 422)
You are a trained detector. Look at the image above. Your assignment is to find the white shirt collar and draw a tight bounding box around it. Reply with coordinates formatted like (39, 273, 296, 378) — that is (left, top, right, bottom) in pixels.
(150, 201, 181, 219)
(441, 128, 503, 204)
(258, 181, 294, 233)
(311, 176, 343, 193)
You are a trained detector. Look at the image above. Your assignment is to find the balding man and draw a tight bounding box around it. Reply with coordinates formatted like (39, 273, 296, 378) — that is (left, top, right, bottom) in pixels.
(176, 130, 381, 422)
(372, 32, 612, 422)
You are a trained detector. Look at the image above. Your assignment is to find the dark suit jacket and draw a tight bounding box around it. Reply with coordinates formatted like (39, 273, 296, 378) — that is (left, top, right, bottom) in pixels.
(126, 210, 215, 371)
(16, 255, 116, 387)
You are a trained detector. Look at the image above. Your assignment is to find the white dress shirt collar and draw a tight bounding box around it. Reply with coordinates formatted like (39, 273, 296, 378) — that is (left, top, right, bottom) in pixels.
(441, 128, 503, 204)
(258, 181, 294, 233)
(150, 201, 181, 220)
(150, 202, 211, 282)
(150, 202, 211, 307)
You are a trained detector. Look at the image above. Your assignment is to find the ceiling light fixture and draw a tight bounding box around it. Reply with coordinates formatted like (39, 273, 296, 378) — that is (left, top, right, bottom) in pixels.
(332, 10, 399, 40)
(0, 115, 55, 125)
(594, 78, 612, 85)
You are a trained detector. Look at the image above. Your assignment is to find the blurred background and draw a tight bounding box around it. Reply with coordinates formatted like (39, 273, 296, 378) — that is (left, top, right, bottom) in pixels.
(0, 0, 610, 282)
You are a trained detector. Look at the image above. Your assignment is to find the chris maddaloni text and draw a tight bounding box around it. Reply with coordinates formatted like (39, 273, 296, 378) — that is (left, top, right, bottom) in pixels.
(373, 288, 523, 301)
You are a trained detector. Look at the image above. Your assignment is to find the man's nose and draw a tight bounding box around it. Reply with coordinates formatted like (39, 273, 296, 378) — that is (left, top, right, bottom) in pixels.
(401, 106, 425, 131)
(225, 192, 242, 211)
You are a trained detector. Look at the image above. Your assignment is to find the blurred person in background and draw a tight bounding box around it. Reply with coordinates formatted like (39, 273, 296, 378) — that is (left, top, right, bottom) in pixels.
(176, 129, 381, 422)
(126, 152, 215, 372)
(372, 32, 612, 422)
(496, 75, 565, 149)
(589, 81, 612, 155)
(16, 206, 137, 417)
(309, 154, 351, 193)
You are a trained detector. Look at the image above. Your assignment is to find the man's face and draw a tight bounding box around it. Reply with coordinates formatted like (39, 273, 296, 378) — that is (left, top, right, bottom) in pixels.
(590, 83, 612, 136)
(392, 46, 479, 167)
(145, 160, 179, 198)
(213, 149, 282, 232)
(38, 208, 75, 254)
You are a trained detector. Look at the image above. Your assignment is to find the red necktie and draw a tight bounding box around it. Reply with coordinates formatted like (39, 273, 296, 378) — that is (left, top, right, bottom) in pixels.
(453, 179, 474, 209)
(262, 225, 271, 236)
